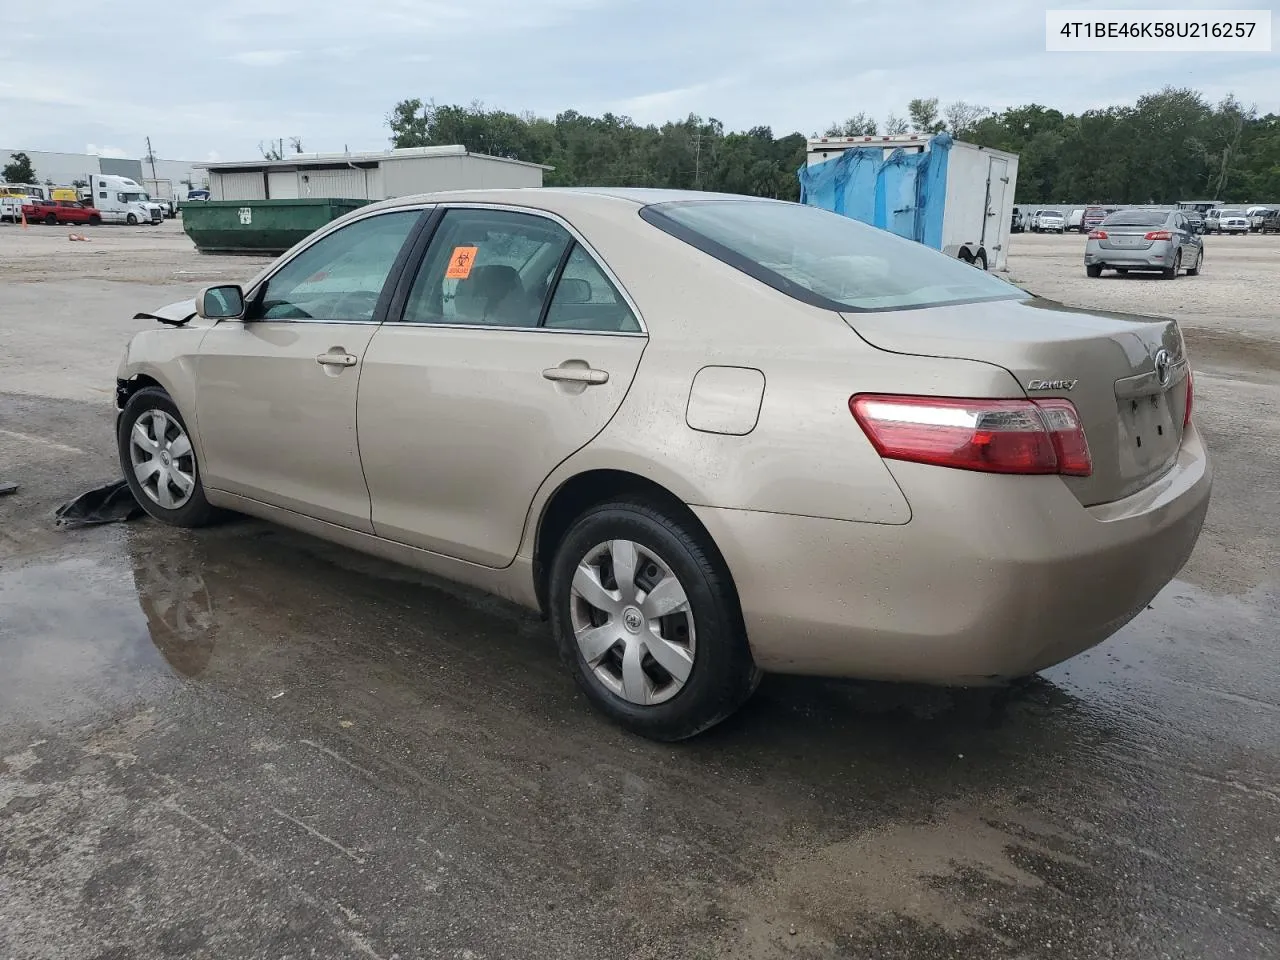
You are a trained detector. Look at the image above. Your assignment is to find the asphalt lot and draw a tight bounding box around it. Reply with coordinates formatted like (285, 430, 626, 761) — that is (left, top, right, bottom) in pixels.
(1, 221, 1278, 959)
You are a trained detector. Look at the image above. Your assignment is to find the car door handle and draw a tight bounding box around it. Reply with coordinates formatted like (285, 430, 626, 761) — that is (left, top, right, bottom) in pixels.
(316, 353, 358, 367)
(542, 366, 609, 385)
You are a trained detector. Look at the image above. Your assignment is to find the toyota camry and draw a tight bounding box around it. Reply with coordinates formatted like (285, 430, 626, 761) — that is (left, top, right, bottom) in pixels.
(115, 188, 1212, 740)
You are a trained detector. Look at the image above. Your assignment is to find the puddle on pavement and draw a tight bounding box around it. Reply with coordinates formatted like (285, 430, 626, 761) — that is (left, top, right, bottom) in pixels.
(2, 519, 1276, 748)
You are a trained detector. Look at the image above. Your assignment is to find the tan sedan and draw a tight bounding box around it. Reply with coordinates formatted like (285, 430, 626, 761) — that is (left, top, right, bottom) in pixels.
(116, 189, 1211, 739)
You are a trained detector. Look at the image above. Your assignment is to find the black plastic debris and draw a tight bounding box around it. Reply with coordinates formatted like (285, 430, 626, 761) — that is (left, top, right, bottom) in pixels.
(55, 479, 145, 527)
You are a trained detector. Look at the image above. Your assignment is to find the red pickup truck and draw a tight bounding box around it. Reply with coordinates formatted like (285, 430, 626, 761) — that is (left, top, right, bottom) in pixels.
(22, 199, 102, 226)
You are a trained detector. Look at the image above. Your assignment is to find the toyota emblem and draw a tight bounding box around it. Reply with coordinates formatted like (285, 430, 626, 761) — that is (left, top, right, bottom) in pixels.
(1154, 348, 1172, 387)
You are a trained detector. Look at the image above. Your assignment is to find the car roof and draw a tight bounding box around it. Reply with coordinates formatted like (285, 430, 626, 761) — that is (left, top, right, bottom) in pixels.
(364, 186, 779, 216)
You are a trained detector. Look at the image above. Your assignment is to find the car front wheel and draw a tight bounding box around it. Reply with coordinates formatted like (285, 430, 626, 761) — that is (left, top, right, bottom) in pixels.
(548, 499, 758, 740)
(118, 386, 220, 527)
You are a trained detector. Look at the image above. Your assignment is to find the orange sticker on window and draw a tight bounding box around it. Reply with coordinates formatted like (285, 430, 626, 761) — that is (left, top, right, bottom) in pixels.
(445, 246, 478, 279)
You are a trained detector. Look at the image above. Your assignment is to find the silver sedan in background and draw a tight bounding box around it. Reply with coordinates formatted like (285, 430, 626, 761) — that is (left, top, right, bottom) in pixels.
(1085, 209, 1203, 279)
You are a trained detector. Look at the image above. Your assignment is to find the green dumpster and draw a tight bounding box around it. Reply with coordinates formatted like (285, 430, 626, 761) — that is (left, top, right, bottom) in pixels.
(182, 198, 371, 254)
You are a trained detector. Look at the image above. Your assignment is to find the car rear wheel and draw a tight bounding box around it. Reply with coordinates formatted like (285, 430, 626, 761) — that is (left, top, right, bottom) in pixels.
(548, 499, 758, 741)
(44, 213, 57, 225)
(118, 386, 220, 528)
(1186, 248, 1203, 276)
(1162, 252, 1181, 280)
(1086, 264, 1103, 278)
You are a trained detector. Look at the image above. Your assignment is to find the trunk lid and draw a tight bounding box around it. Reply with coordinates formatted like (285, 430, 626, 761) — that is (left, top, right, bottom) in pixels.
(1097, 224, 1159, 251)
(842, 297, 1190, 506)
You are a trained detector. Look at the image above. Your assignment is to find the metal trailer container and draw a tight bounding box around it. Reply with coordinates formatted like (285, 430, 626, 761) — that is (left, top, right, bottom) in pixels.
(800, 133, 1020, 271)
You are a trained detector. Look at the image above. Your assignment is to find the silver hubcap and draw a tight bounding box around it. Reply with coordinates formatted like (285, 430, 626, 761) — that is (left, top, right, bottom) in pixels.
(129, 409, 196, 510)
(569, 539, 695, 706)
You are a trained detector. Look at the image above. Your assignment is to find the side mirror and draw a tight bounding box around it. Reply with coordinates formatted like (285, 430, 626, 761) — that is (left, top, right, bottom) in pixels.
(557, 277, 591, 304)
(196, 284, 245, 320)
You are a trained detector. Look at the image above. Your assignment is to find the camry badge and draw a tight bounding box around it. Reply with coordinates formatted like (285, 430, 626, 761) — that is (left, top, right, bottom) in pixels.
(1027, 379, 1079, 391)
(1154, 348, 1172, 386)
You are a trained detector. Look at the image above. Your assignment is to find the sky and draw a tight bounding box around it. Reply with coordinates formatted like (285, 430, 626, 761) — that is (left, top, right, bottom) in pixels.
(1, 0, 1276, 163)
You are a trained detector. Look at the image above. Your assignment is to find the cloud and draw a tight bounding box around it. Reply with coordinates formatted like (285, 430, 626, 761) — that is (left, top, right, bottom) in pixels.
(227, 49, 301, 67)
(0, 0, 1273, 164)
(86, 144, 130, 158)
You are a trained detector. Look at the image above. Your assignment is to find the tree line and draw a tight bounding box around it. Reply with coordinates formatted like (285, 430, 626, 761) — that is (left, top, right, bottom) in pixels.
(388, 87, 1278, 204)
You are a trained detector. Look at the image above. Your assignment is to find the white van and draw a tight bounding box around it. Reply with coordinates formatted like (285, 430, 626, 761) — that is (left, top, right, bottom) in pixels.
(83, 174, 163, 224)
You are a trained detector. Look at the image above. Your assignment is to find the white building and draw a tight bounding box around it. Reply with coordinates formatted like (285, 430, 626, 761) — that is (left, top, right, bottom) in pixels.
(196, 146, 550, 202)
(0, 148, 206, 191)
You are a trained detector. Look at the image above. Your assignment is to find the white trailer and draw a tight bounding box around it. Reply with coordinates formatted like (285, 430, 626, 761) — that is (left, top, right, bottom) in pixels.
(800, 133, 1019, 271)
(84, 174, 164, 225)
(143, 178, 177, 217)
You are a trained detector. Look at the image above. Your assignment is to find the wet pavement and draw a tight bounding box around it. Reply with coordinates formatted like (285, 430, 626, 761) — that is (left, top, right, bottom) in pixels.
(1, 387, 1278, 960)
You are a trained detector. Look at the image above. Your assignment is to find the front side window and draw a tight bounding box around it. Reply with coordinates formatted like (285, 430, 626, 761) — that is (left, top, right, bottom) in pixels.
(252, 211, 420, 322)
(402, 209, 571, 327)
(643, 199, 1026, 312)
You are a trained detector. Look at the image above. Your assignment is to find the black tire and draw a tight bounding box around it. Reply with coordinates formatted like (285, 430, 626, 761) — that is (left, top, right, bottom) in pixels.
(117, 386, 220, 528)
(1086, 264, 1103, 278)
(548, 499, 758, 741)
(126, 213, 138, 225)
(1186, 248, 1203, 276)
(1116, 268, 1129, 275)
(1162, 252, 1180, 280)
(44, 213, 57, 225)
(974, 252, 988, 271)
(88, 214, 101, 226)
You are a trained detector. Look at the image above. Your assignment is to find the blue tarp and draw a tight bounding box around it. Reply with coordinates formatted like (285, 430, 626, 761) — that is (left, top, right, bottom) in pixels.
(798, 134, 952, 251)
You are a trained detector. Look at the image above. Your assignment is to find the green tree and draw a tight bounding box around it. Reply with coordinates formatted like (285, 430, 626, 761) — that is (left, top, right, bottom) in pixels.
(883, 113, 909, 135)
(907, 97, 945, 133)
(823, 113, 877, 136)
(942, 101, 990, 139)
(383, 89, 1279, 206)
(2, 152, 37, 183)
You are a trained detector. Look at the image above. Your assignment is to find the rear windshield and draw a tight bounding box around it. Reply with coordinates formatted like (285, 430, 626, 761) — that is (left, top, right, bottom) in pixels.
(640, 200, 1027, 312)
(1102, 211, 1168, 227)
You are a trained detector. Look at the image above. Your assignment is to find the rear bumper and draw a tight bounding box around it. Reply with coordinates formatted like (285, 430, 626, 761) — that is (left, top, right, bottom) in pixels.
(694, 426, 1211, 684)
(1084, 249, 1172, 268)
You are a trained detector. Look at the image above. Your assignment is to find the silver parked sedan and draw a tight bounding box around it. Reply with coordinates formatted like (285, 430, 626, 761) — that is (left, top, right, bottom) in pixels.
(1085, 209, 1203, 278)
(116, 189, 1211, 740)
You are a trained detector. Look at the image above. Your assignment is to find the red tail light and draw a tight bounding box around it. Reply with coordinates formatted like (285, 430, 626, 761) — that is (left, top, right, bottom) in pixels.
(850, 395, 1092, 477)
(1144, 230, 1172, 240)
(1184, 370, 1193, 427)
(1088, 230, 1107, 239)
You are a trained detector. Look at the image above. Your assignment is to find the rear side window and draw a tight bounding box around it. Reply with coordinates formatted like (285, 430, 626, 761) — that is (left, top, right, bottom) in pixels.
(543, 244, 640, 332)
(641, 200, 1026, 312)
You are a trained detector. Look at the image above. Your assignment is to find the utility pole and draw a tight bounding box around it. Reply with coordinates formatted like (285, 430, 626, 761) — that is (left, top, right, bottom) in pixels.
(693, 131, 703, 189)
(145, 136, 158, 181)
